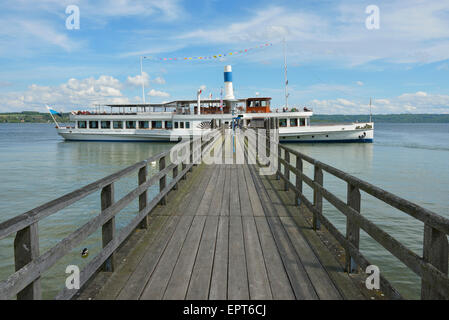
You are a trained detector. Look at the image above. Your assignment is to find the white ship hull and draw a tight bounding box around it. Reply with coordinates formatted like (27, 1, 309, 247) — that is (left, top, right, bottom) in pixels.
(57, 123, 373, 143)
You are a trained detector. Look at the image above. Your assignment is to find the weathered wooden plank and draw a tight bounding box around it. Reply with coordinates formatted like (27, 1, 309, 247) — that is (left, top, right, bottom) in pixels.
(139, 168, 214, 299)
(253, 217, 295, 299)
(229, 167, 241, 216)
(209, 216, 229, 300)
(208, 166, 225, 216)
(139, 214, 195, 299)
(279, 216, 342, 300)
(220, 165, 231, 216)
(186, 216, 219, 299)
(116, 165, 208, 300)
(243, 165, 265, 217)
(195, 165, 220, 216)
(238, 167, 253, 217)
(163, 215, 207, 299)
(228, 215, 249, 299)
(266, 175, 367, 300)
(248, 165, 318, 299)
(242, 216, 272, 299)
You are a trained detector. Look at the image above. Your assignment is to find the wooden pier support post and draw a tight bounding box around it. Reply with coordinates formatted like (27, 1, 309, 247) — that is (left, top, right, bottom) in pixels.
(101, 183, 115, 272)
(313, 165, 323, 230)
(159, 156, 167, 205)
(189, 136, 194, 171)
(346, 183, 361, 273)
(295, 155, 303, 206)
(14, 223, 41, 299)
(284, 151, 290, 191)
(421, 225, 448, 299)
(138, 164, 148, 229)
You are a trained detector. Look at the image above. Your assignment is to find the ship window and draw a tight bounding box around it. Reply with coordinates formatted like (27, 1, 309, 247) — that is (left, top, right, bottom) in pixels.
(261, 101, 267, 107)
(113, 121, 123, 129)
(174, 122, 179, 129)
(139, 121, 149, 129)
(300, 118, 306, 126)
(126, 121, 136, 129)
(89, 121, 98, 129)
(279, 119, 287, 127)
(180, 122, 184, 129)
(186, 122, 190, 129)
(78, 121, 87, 129)
(290, 119, 298, 127)
(101, 121, 111, 129)
(151, 121, 162, 129)
(165, 121, 172, 129)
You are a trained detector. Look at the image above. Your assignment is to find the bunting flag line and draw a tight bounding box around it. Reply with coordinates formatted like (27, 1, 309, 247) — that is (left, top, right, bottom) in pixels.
(143, 43, 272, 62)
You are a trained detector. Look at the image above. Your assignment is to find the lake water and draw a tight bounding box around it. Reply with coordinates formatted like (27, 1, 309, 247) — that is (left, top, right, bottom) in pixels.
(0, 122, 448, 299)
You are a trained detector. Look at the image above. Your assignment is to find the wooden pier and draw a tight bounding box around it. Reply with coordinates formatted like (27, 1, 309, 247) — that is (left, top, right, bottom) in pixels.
(0, 125, 448, 300)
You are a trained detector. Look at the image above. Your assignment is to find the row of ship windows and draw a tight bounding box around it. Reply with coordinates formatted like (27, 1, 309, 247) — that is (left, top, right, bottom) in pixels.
(278, 118, 308, 127)
(77, 120, 190, 129)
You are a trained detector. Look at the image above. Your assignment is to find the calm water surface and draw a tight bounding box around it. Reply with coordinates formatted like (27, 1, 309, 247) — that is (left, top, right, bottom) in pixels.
(0, 123, 448, 299)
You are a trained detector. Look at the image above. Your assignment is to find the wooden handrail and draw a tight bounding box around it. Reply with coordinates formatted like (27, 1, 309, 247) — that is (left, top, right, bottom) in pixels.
(0, 130, 220, 300)
(248, 124, 448, 300)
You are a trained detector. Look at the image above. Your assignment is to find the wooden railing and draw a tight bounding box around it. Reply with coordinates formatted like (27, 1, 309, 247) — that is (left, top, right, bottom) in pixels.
(0, 130, 219, 300)
(247, 121, 449, 300)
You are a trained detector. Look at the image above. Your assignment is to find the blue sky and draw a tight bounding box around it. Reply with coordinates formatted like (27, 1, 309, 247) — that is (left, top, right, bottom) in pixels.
(0, 0, 449, 114)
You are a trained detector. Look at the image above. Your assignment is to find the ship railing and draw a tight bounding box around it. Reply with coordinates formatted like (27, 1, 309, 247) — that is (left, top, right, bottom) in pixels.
(0, 129, 221, 300)
(246, 121, 449, 300)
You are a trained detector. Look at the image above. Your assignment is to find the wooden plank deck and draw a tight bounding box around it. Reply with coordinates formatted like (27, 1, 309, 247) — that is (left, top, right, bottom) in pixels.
(78, 160, 366, 300)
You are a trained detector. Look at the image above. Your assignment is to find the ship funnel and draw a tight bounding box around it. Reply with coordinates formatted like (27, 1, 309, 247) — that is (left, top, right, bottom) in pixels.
(224, 65, 235, 100)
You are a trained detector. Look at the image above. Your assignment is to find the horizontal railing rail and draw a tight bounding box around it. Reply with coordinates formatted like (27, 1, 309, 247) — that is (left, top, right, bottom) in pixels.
(246, 121, 448, 300)
(0, 130, 220, 300)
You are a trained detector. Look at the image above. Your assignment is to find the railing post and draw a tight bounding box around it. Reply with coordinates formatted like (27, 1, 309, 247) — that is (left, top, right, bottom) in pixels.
(284, 151, 290, 191)
(346, 183, 361, 273)
(313, 165, 322, 230)
(14, 223, 41, 299)
(189, 136, 194, 171)
(421, 224, 448, 299)
(173, 163, 179, 190)
(256, 127, 259, 162)
(138, 164, 148, 229)
(182, 144, 187, 179)
(159, 155, 167, 205)
(295, 155, 303, 206)
(277, 147, 281, 180)
(101, 183, 115, 272)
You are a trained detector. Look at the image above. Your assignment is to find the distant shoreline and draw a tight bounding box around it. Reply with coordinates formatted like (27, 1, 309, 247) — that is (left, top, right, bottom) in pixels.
(0, 112, 448, 123)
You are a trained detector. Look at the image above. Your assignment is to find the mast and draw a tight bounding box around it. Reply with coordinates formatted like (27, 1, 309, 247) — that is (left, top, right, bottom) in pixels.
(283, 38, 289, 110)
(369, 97, 372, 123)
(140, 56, 146, 104)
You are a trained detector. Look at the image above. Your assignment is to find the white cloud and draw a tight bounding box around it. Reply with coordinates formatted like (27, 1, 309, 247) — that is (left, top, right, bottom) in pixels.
(127, 72, 150, 87)
(310, 92, 449, 114)
(356, 81, 364, 86)
(0, 75, 130, 112)
(152, 77, 166, 85)
(177, 2, 449, 66)
(148, 89, 170, 97)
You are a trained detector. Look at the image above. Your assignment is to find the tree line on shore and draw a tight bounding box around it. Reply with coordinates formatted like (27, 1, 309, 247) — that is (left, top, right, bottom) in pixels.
(0, 111, 448, 123)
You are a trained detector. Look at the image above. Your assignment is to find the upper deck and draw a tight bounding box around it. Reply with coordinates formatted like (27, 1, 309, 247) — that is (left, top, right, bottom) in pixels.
(69, 97, 314, 122)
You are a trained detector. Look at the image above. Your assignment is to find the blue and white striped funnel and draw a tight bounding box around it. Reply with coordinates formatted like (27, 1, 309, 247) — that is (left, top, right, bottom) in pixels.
(224, 65, 235, 100)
